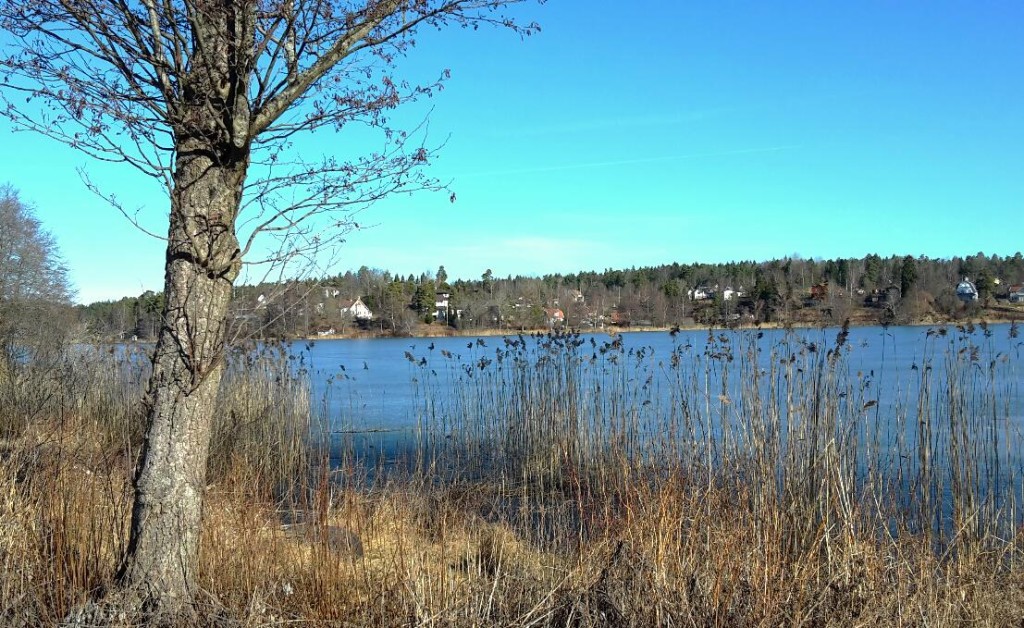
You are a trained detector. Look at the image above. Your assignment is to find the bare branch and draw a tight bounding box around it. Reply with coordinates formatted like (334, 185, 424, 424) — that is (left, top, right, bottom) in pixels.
(80, 170, 169, 241)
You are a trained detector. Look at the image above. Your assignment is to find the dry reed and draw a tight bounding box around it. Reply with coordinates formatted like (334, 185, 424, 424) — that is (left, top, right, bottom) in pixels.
(1, 323, 1022, 626)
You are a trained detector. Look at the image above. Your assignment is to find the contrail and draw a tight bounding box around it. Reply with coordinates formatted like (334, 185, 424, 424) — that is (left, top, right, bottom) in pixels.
(459, 145, 798, 179)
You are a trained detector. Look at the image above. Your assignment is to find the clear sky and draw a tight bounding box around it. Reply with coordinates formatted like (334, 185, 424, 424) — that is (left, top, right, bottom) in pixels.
(2, 1, 1023, 304)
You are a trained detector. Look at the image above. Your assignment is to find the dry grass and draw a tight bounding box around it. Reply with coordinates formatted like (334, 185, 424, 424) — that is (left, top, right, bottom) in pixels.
(2, 325, 1024, 625)
(6, 446, 1023, 626)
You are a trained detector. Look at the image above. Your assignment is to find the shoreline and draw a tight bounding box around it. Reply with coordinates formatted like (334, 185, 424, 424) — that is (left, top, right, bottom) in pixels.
(90, 310, 1021, 345)
(300, 313, 1021, 342)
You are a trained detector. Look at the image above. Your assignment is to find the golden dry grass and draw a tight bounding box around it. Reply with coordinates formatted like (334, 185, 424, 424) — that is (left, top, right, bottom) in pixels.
(3, 328, 1024, 625)
(4, 428, 1024, 627)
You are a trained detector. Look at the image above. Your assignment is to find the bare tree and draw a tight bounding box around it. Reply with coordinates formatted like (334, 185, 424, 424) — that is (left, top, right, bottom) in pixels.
(0, 186, 74, 432)
(0, 0, 538, 616)
(0, 186, 72, 308)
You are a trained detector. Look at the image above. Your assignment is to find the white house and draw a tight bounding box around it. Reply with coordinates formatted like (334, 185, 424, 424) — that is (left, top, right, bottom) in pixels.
(722, 286, 744, 301)
(340, 297, 373, 321)
(689, 286, 714, 301)
(435, 291, 451, 321)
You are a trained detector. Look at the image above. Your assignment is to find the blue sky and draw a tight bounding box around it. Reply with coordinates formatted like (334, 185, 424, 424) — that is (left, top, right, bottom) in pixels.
(3, 1, 1023, 304)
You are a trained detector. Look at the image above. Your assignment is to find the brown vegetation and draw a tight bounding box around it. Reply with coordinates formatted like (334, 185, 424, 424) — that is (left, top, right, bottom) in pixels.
(2, 325, 1024, 625)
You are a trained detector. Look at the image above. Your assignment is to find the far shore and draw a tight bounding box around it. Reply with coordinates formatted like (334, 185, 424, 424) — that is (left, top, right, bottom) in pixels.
(299, 311, 1021, 342)
(93, 309, 1021, 345)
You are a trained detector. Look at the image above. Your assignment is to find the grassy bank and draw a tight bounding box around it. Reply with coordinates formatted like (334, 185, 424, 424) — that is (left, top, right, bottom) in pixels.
(2, 325, 1023, 625)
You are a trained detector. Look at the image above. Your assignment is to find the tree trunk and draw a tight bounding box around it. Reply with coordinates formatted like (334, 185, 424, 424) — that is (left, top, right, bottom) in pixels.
(117, 138, 246, 614)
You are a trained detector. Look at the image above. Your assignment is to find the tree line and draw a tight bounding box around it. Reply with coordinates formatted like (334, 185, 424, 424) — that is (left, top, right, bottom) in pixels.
(75, 252, 1024, 340)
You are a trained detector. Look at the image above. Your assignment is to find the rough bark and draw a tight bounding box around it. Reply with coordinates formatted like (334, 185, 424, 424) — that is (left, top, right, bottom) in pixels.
(110, 3, 255, 614)
(117, 140, 247, 613)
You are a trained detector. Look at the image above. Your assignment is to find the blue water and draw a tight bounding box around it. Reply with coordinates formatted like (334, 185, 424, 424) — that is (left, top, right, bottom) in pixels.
(298, 324, 1023, 428)
(291, 324, 1022, 476)
(87, 322, 1024, 536)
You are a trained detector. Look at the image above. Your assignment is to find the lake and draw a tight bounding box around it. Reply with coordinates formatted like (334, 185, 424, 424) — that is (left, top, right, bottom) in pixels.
(296, 323, 1024, 484)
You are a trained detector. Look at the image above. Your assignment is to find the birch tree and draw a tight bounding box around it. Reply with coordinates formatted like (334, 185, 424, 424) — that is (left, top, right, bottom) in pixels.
(0, 0, 538, 617)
